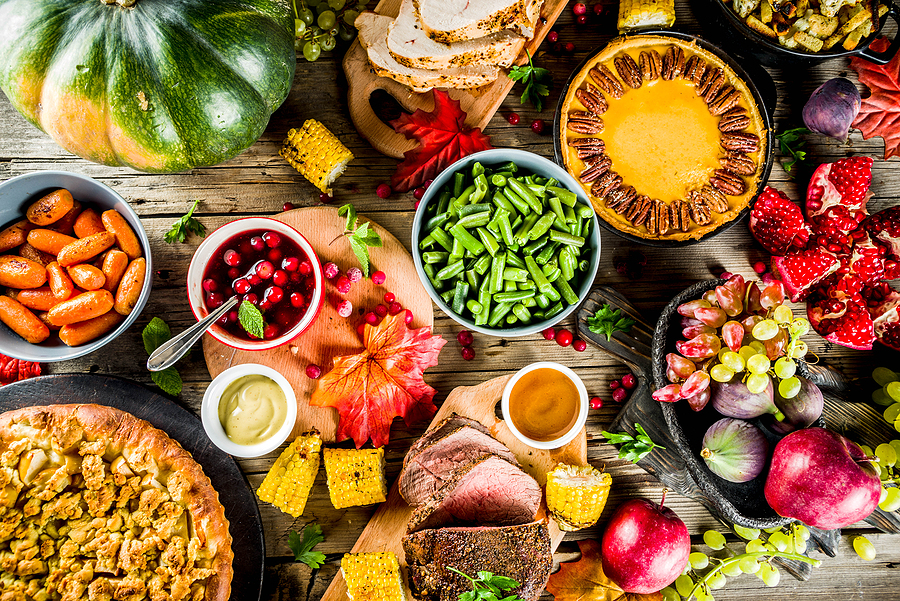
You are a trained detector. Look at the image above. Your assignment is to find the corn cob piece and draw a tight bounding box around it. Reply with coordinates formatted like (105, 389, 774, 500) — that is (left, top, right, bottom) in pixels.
(280, 119, 354, 194)
(257, 430, 322, 517)
(545, 463, 612, 531)
(324, 447, 387, 509)
(617, 0, 676, 31)
(341, 552, 406, 601)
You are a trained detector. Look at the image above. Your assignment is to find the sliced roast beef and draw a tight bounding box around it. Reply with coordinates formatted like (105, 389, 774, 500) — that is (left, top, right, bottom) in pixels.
(403, 413, 492, 467)
(406, 454, 541, 533)
(399, 424, 518, 505)
(402, 522, 552, 601)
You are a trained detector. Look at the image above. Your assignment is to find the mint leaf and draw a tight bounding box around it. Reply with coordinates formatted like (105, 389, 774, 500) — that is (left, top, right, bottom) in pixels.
(339, 205, 382, 276)
(238, 301, 265, 339)
(348, 236, 370, 276)
(142, 317, 172, 354)
(288, 524, 326, 569)
(151, 367, 183, 396)
(338, 203, 357, 231)
(164, 199, 206, 244)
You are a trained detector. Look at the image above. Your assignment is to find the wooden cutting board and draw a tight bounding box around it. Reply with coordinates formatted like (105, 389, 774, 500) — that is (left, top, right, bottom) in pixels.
(203, 206, 434, 441)
(342, 0, 569, 159)
(321, 374, 588, 601)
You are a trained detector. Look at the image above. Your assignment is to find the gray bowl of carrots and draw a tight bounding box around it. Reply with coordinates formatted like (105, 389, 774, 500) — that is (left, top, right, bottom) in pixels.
(412, 149, 601, 337)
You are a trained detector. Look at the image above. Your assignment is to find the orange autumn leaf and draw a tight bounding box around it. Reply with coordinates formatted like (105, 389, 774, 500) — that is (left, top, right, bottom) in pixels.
(851, 37, 900, 160)
(546, 540, 663, 601)
(309, 312, 446, 448)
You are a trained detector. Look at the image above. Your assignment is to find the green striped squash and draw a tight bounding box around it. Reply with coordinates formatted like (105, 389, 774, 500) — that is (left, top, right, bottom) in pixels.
(0, 0, 295, 172)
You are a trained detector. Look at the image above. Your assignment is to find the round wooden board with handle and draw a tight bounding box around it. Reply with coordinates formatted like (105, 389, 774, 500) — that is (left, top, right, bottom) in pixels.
(203, 206, 434, 441)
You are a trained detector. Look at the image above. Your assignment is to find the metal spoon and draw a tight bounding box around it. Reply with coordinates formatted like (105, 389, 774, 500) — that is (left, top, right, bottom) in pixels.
(148, 296, 239, 372)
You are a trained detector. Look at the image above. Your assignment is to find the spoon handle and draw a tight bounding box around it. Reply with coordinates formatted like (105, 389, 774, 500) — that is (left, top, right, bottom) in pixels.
(148, 296, 239, 372)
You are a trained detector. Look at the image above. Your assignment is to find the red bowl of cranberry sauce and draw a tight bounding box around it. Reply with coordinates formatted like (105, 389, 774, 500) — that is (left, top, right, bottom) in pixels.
(187, 217, 324, 351)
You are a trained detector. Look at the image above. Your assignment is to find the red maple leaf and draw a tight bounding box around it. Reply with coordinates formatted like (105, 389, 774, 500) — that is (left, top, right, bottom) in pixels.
(851, 37, 900, 160)
(309, 313, 445, 448)
(546, 539, 663, 601)
(0, 354, 41, 386)
(389, 90, 493, 192)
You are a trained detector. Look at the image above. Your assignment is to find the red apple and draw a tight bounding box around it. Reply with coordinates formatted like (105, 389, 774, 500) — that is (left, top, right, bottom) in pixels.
(600, 494, 690, 593)
(764, 427, 881, 530)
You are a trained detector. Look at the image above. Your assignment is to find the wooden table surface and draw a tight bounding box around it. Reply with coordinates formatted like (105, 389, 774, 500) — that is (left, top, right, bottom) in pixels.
(2, 1, 899, 599)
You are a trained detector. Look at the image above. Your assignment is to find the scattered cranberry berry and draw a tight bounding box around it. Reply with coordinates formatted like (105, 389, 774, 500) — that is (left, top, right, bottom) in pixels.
(244, 292, 259, 305)
(319, 192, 333, 204)
(223, 249, 241, 267)
(548, 30, 558, 43)
(207, 292, 224, 309)
(413, 187, 426, 201)
(404, 309, 414, 324)
(564, 42, 575, 52)
(553, 42, 563, 52)
(282, 202, 295, 212)
(263, 323, 280, 339)
(541, 327, 556, 340)
(233, 279, 251, 294)
(610, 379, 621, 390)
(593, 2, 604, 14)
(306, 364, 322, 379)
(555, 328, 573, 347)
(388, 301, 403, 315)
(573, 2, 587, 14)
(576, 14, 588, 24)
(290, 292, 305, 308)
(384, 292, 396, 304)
(457, 330, 474, 346)
(335, 275, 352, 294)
(590, 396, 603, 410)
(423, 179, 433, 190)
(336, 299, 353, 317)
(461, 346, 476, 361)
(323, 262, 339, 279)
(531, 119, 546, 135)
(357, 322, 366, 338)
(612, 387, 628, 403)
(414, 200, 420, 210)
(573, 339, 587, 352)
(263, 232, 281, 248)
(273, 270, 289, 287)
(376, 183, 392, 199)
(255, 261, 275, 280)
(202, 278, 218, 293)
(753, 261, 767, 274)
(372, 270, 386, 285)
(365, 311, 380, 325)
(622, 373, 637, 390)
(347, 267, 363, 283)
(761, 272, 776, 284)
(375, 304, 388, 317)
(507, 112, 520, 125)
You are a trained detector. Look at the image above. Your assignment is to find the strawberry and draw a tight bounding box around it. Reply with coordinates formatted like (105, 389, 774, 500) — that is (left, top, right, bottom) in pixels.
(748, 187, 810, 255)
(771, 248, 839, 302)
(807, 287, 875, 350)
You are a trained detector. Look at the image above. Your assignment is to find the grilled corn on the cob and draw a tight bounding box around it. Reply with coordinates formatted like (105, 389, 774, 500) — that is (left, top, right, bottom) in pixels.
(280, 119, 354, 194)
(257, 430, 322, 517)
(324, 447, 387, 509)
(617, 0, 676, 32)
(545, 463, 612, 531)
(342, 552, 406, 601)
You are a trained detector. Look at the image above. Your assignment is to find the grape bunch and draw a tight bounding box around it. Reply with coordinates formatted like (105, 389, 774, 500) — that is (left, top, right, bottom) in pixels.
(653, 275, 812, 408)
(293, 0, 366, 62)
(660, 524, 819, 601)
(859, 365, 900, 513)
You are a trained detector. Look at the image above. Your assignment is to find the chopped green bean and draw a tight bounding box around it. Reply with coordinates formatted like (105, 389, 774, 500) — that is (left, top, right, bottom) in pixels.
(473, 253, 492, 275)
(555, 276, 579, 305)
(436, 260, 465, 280)
(465, 269, 480, 290)
(512, 303, 532, 322)
(493, 193, 517, 216)
(527, 212, 556, 241)
(472, 162, 484, 177)
(449, 237, 464, 263)
(508, 178, 543, 214)
(494, 290, 536, 303)
(459, 203, 492, 218)
(436, 187, 452, 215)
(520, 297, 537, 308)
(505, 251, 526, 270)
(430, 227, 453, 252)
(536, 241, 560, 265)
(523, 238, 547, 256)
(452, 281, 469, 314)
(563, 204, 577, 224)
(503, 278, 517, 292)
(423, 251, 449, 264)
(491, 174, 508, 187)
(488, 302, 514, 327)
(476, 227, 500, 257)
(502, 267, 529, 282)
(488, 252, 507, 294)
(466, 299, 484, 315)
(425, 212, 452, 232)
(549, 229, 585, 247)
(535, 293, 550, 309)
(505, 314, 518, 325)
(453, 172, 465, 197)
(548, 186, 577, 206)
(440, 288, 455, 304)
(545, 301, 565, 319)
(503, 186, 532, 215)
(449, 224, 485, 255)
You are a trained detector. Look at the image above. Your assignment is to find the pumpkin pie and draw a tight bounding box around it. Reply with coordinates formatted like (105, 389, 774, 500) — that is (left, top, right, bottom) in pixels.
(558, 35, 768, 242)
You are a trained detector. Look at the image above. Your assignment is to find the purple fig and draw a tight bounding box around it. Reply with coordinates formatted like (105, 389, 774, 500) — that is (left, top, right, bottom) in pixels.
(710, 377, 785, 421)
(768, 376, 824, 434)
(701, 418, 769, 483)
(802, 78, 861, 142)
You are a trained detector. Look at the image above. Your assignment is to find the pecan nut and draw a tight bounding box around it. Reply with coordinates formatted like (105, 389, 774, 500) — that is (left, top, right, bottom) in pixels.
(699, 185, 729, 213)
(689, 199, 712, 225)
(661, 46, 685, 80)
(591, 171, 622, 199)
(567, 111, 604, 134)
(576, 146, 605, 160)
(646, 199, 659, 235)
(721, 106, 748, 119)
(631, 195, 653, 226)
(606, 185, 637, 214)
(710, 170, 747, 196)
(639, 50, 662, 80)
(721, 152, 756, 176)
(575, 85, 608, 116)
(682, 55, 707, 84)
(697, 67, 723, 97)
(568, 137, 605, 149)
(656, 199, 671, 235)
(703, 73, 726, 104)
(614, 54, 642, 89)
(579, 155, 612, 182)
(718, 112, 751, 133)
(668, 199, 690, 233)
(709, 86, 741, 115)
(589, 65, 625, 99)
(720, 132, 760, 153)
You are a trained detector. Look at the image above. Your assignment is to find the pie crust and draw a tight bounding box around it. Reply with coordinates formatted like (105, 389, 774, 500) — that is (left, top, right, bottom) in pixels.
(559, 35, 768, 242)
(0, 404, 233, 601)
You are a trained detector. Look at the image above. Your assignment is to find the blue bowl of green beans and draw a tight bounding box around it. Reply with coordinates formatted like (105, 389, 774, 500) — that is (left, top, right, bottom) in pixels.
(412, 149, 601, 336)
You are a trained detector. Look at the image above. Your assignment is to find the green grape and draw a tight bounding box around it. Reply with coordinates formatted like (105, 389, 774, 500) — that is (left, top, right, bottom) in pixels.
(321, 34, 337, 51)
(872, 461, 883, 477)
(752, 319, 779, 341)
(789, 317, 810, 337)
(758, 563, 780, 587)
(721, 561, 743, 577)
(747, 373, 770, 394)
(355, 2, 367, 10)
(328, 0, 346, 9)
(339, 24, 357, 41)
(876, 443, 898, 467)
(711, 364, 735, 383)
(793, 535, 808, 554)
(874, 388, 893, 406)
(298, 7, 315, 24)
(773, 305, 793, 324)
(717, 347, 729, 362)
(774, 357, 796, 379)
(880, 486, 889, 503)
(890, 439, 900, 458)
(794, 523, 810, 541)
(293, 38, 303, 51)
(722, 351, 745, 372)
(708, 571, 727, 590)
(661, 587, 680, 601)
(763, 526, 781, 533)
(885, 403, 900, 423)
(734, 525, 760, 540)
(749, 340, 766, 354)
(343, 9, 359, 25)
(739, 346, 757, 363)
(888, 381, 900, 403)
(694, 585, 714, 601)
(895, 416, 900, 433)
(689, 552, 709, 570)
(307, 0, 323, 7)
(879, 486, 900, 512)
(703, 530, 727, 550)
(675, 574, 694, 597)
(738, 556, 760, 573)
(873, 366, 899, 386)
(779, 376, 802, 399)
(302, 40, 321, 61)
(317, 10, 336, 29)
(768, 531, 791, 552)
(745, 539, 767, 553)
(788, 340, 809, 358)
(860, 444, 874, 456)
(853, 535, 877, 560)
(747, 354, 771, 374)
(294, 18, 307, 37)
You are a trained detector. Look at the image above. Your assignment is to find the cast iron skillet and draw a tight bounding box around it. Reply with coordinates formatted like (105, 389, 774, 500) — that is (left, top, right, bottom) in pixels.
(698, 0, 900, 68)
(552, 30, 776, 248)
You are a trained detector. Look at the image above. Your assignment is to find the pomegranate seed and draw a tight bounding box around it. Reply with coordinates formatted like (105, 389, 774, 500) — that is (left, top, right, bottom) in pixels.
(612, 387, 628, 403)
(256, 261, 275, 279)
(265, 286, 284, 304)
(564, 42, 575, 52)
(375, 304, 388, 317)
(461, 346, 475, 361)
(507, 112, 520, 125)
(282, 202, 295, 212)
(413, 187, 426, 201)
(273, 270, 289, 286)
(250, 236, 265, 251)
(263, 232, 282, 248)
(753, 261, 767, 274)
(548, 30, 558, 42)
(319, 193, 333, 203)
(590, 397, 603, 410)
(306, 364, 322, 379)
(576, 14, 588, 23)
(610, 380, 621, 390)
(622, 373, 637, 389)
(299, 261, 312, 275)
(541, 327, 555, 340)
(248, 274, 262, 286)
(531, 119, 546, 134)
(335, 275, 351, 294)
(202, 278, 218, 292)
(263, 324, 280, 339)
(336, 299, 353, 317)
(388, 301, 403, 315)
(223, 249, 241, 267)
(207, 292, 224, 309)
(372, 271, 386, 285)
(365, 311, 379, 325)
(244, 293, 259, 305)
(384, 292, 396, 303)
(573, 339, 587, 352)
(324, 262, 339, 279)
(457, 330, 474, 346)
(555, 328, 573, 347)
(227, 267, 240, 279)
(290, 292, 305, 308)
(376, 183, 392, 198)
(347, 267, 363, 282)
(573, 2, 587, 14)
(233, 279, 251, 294)
(282, 257, 299, 272)
(404, 309, 414, 324)
(593, 3, 604, 14)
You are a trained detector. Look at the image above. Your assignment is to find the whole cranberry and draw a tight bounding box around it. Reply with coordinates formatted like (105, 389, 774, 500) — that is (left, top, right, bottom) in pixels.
(259, 300, 272, 312)
(268, 248, 283, 263)
(248, 274, 263, 286)
(414, 200, 420, 210)
(282, 257, 299, 272)
(590, 396, 603, 410)
(388, 301, 403, 315)
(593, 2, 604, 14)
(457, 330, 474, 346)
(263, 231, 282, 248)
(290, 292, 305, 308)
(299, 261, 313, 276)
(306, 364, 322, 379)
(622, 373, 637, 389)
(282, 202, 295, 212)
(548, 30, 558, 42)
(233, 279, 251, 294)
(263, 323, 280, 339)
(356, 323, 366, 338)
(753, 261, 767, 274)
(375, 304, 388, 317)
(541, 327, 556, 340)
(612, 387, 628, 403)
(206, 292, 224, 309)
(531, 119, 546, 135)
(404, 309, 414, 324)
(265, 286, 284, 304)
(555, 328, 573, 347)
(250, 236, 265, 251)
(573, 339, 587, 352)
(564, 42, 575, 52)
(576, 14, 588, 24)
(319, 192, 333, 203)
(223, 249, 241, 267)
(573, 2, 587, 14)
(610, 379, 621, 390)
(372, 271, 387, 285)
(553, 42, 563, 52)
(244, 293, 259, 305)
(461, 346, 476, 361)
(335, 275, 352, 294)
(507, 112, 520, 125)
(384, 292, 396, 304)
(413, 187, 426, 201)
(365, 311, 379, 325)
(256, 260, 275, 279)
(202, 278, 218, 292)
(227, 267, 240, 280)
(376, 183, 392, 199)
(273, 270, 289, 287)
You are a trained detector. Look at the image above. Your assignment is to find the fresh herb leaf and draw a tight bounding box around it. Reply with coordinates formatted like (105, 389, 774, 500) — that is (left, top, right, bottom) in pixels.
(151, 366, 183, 397)
(508, 50, 552, 113)
(337, 204, 383, 276)
(238, 300, 266, 339)
(338, 203, 357, 231)
(288, 524, 326, 569)
(586, 304, 636, 341)
(142, 317, 172, 355)
(448, 567, 523, 601)
(601, 422, 665, 463)
(775, 127, 810, 174)
(164, 199, 206, 244)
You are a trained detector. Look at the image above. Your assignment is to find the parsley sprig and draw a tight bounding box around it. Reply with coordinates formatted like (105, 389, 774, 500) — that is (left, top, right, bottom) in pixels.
(775, 127, 810, 174)
(337, 204, 382, 276)
(508, 50, 552, 113)
(288, 524, 326, 569)
(586, 304, 636, 341)
(164, 199, 206, 243)
(447, 567, 524, 601)
(142, 317, 183, 396)
(238, 300, 266, 340)
(601, 423, 665, 463)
